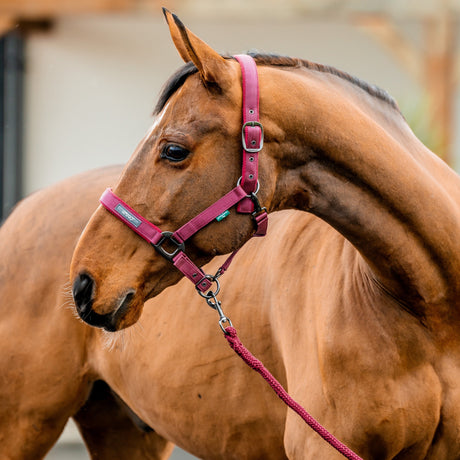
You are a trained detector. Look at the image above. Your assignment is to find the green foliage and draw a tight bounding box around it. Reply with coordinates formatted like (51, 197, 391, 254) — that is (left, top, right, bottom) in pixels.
(399, 97, 443, 156)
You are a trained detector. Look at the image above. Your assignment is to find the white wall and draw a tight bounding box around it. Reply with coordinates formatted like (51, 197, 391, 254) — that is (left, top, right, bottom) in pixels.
(23, 11, 419, 196)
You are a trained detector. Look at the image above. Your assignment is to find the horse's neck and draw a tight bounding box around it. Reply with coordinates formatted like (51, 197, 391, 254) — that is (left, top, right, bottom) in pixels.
(267, 68, 460, 322)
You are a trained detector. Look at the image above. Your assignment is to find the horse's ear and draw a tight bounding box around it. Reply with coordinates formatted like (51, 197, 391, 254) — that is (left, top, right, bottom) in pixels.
(162, 8, 231, 88)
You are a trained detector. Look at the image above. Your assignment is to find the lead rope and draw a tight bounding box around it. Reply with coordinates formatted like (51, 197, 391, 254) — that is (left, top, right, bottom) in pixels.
(201, 285, 363, 460)
(224, 327, 363, 460)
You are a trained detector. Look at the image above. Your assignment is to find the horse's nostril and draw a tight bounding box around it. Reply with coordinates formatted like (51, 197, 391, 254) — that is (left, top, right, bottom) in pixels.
(72, 273, 94, 314)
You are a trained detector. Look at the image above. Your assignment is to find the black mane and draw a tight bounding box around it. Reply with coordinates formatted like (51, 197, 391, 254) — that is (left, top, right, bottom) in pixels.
(154, 53, 399, 115)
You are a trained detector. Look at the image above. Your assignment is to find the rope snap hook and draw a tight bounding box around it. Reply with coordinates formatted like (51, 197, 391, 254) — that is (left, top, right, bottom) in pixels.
(208, 292, 233, 334)
(196, 275, 233, 333)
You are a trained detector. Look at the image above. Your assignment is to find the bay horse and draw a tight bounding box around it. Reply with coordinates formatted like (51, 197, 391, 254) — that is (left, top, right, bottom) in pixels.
(0, 167, 322, 459)
(1, 8, 460, 460)
(69, 9, 460, 458)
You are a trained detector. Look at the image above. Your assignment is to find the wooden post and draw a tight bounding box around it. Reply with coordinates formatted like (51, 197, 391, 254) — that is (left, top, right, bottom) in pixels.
(356, 12, 458, 165)
(353, 15, 420, 82)
(423, 13, 456, 163)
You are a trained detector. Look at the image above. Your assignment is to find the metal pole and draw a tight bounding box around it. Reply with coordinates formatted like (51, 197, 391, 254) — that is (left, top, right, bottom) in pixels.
(1, 31, 24, 221)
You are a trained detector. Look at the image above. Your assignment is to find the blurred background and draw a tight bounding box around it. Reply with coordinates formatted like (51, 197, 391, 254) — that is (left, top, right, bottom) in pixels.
(1, 0, 459, 458)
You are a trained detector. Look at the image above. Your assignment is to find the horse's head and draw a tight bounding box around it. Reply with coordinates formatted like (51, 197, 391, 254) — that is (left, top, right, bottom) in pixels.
(70, 10, 279, 331)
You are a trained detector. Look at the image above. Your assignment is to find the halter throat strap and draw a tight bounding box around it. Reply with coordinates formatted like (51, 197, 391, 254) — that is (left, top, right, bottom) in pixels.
(99, 55, 267, 292)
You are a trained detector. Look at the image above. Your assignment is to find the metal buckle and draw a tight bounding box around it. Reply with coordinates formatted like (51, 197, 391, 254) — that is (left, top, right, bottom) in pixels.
(241, 121, 264, 153)
(153, 231, 185, 261)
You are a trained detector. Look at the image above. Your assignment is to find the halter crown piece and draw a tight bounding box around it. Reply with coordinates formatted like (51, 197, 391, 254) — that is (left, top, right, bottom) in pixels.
(99, 55, 268, 293)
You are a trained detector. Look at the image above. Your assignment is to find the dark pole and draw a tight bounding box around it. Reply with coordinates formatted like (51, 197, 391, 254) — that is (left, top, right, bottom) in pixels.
(0, 31, 24, 222)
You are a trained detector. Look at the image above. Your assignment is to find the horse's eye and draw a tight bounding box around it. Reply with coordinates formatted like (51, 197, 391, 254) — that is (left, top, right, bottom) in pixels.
(160, 144, 190, 162)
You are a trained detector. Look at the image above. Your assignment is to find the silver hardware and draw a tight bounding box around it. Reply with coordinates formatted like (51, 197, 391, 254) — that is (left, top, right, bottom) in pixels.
(204, 291, 233, 334)
(195, 273, 233, 334)
(241, 121, 264, 153)
(196, 275, 221, 299)
(237, 177, 260, 195)
(219, 316, 233, 334)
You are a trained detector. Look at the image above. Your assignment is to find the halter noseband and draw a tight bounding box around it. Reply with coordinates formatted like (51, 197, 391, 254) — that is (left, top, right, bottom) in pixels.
(99, 55, 267, 293)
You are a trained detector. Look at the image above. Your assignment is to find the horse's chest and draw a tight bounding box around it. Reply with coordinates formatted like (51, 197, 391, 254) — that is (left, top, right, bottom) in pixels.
(324, 348, 460, 459)
(104, 334, 288, 459)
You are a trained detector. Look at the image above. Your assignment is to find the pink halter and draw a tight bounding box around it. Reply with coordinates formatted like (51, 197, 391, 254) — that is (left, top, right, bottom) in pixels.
(99, 55, 268, 293)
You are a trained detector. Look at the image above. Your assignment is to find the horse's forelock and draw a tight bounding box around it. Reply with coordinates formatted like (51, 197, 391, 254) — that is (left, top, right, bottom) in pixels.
(154, 61, 199, 115)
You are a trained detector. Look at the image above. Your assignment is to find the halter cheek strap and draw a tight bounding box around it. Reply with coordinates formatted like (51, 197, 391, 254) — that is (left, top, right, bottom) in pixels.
(99, 55, 268, 292)
(234, 54, 263, 214)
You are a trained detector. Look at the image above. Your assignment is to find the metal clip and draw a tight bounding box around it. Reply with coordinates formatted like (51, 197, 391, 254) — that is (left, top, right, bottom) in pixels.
(206, 292, 233, 334)
(249, 192, 267, 216)
(196, 277, 233, 334)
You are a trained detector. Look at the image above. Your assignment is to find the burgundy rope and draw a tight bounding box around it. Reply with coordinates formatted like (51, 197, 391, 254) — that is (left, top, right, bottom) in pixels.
(224, 326, 363, 460)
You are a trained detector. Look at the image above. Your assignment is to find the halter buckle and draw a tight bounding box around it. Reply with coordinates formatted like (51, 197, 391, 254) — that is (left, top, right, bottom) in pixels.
(153, 231, 185, 261)
(241, 121, 264, 153)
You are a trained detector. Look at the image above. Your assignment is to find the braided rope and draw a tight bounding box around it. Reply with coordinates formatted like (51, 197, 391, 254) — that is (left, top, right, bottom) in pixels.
(224, 326, 363, 460)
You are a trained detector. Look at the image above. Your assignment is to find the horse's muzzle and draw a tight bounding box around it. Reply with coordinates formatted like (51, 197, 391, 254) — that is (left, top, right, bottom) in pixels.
(73, 273, 94, 316)
(72, 273, 130, 332)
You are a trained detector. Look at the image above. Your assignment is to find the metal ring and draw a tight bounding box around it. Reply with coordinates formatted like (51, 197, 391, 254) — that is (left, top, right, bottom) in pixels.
(153, 231, 185, 261)
(196, 275, 221, 300)
(219, 316, 233, 334)
(236, 176, 260, 195)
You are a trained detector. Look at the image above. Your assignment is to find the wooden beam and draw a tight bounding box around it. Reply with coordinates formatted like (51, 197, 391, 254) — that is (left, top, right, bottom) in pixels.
(0, 15, 15, 36)
(354, 12, 457, 164)
(423, 13, 456, 163)
(0, 0, 132, 17)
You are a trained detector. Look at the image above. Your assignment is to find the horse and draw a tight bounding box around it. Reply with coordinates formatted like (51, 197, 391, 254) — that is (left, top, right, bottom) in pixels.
(0, 166, 308, 459)
(69, 8, 460, 458)
(2, 7, 460, 459)
(0, 165, 174, 459)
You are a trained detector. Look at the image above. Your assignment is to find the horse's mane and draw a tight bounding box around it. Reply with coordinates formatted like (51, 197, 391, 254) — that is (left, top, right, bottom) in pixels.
(154, 52, 400, 115)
